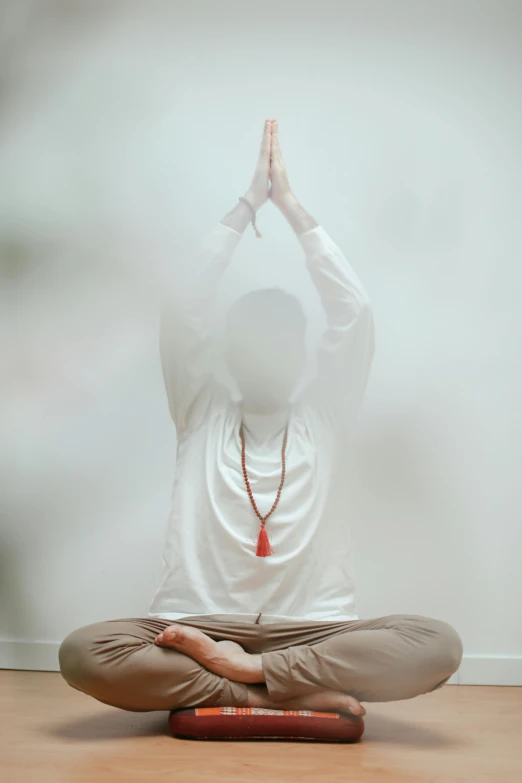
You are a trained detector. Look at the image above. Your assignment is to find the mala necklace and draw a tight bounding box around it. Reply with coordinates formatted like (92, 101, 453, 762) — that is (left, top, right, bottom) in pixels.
(240, 421, 288, 557)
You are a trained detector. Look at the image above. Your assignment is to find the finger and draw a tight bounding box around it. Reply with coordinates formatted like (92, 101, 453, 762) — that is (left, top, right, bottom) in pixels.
(259, 119, 271, 164)
(271, 120, 283, 163)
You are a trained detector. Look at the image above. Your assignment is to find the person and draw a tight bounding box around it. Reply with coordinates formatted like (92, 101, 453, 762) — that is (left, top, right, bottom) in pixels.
(58, 119, 463, 717)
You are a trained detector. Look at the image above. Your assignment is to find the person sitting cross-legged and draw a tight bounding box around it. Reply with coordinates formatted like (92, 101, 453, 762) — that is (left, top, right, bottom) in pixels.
(59, 119, 463, 718)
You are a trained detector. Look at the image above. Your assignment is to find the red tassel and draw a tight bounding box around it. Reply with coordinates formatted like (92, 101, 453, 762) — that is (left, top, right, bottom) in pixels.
(256, 525, 273, 557)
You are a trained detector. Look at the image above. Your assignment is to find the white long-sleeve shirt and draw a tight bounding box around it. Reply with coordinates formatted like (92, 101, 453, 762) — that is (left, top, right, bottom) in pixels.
(148, 221, 375, 623)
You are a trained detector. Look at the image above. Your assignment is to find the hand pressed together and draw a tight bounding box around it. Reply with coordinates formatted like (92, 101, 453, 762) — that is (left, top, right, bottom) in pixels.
(244, 118, 295, 213)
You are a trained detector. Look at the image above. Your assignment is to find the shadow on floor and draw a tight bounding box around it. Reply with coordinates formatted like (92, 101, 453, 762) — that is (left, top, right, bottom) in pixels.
(363, 712, 466, 749)
(46, 709, 170, 741)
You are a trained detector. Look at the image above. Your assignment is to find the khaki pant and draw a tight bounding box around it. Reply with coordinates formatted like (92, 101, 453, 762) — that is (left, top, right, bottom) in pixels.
(58, 613, 463, 712)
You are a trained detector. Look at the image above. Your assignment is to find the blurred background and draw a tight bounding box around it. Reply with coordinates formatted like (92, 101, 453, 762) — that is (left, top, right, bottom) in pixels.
(0, 0, 521, 684)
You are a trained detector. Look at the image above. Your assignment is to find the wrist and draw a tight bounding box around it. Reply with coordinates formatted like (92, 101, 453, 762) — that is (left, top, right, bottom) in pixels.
(244, 189, 266, 212)
(278, 193, 318, 235)
(276, 191, 298, 215)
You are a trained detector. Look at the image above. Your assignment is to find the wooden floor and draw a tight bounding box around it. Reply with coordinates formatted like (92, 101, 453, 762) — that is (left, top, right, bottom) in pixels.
(2, 671, 521, 783)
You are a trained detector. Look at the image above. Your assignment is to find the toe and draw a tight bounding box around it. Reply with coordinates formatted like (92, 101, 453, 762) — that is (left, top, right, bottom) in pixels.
(351, 702, 366, 717)
(344, 695, 365, 716)
(162, 625, 180, 640)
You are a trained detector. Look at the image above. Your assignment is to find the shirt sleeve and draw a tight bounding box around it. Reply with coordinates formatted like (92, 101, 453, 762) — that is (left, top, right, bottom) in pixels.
(159, 222, 243, 434)
(296, 224, 376, 437)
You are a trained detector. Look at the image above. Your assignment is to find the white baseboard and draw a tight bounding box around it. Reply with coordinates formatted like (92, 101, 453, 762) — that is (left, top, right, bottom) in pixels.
(0, 641, 521, 686)
(457, 655, 522, 686)
(0, 640, 60, 672)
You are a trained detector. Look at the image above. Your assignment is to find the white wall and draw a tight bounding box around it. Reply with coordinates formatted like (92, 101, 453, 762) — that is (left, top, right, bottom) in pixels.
(1, 0, 521, 683)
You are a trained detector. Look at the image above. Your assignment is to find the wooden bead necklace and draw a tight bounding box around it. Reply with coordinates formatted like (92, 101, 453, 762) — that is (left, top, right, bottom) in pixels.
(240, 421, 288, 557)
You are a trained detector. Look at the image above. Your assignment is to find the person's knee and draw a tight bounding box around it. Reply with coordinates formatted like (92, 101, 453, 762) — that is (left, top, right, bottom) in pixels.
(423, 617, 463, 681)
(58, 624, 223, 712)
(58, 626, 98, 690)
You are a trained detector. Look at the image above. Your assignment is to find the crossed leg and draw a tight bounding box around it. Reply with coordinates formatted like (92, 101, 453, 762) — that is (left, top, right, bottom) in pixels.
(58, 617, 249, 712)
(59, 614, 463, 716)
(153, 626, 365, 715)
(58, 616, 363, 715)
(154, 614, 463, 712)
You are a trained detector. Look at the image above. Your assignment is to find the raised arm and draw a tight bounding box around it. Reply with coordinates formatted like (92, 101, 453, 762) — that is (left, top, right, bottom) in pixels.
(160, 120, 272, 434)
(269, 121, 376, 435)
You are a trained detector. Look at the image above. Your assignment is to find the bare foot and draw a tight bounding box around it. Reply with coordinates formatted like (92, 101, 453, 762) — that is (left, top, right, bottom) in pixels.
(154, 624, 264, 683)
(246, 683, 366, 717)
(154, 624, 365, 717)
